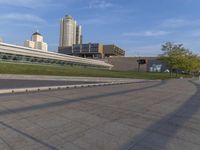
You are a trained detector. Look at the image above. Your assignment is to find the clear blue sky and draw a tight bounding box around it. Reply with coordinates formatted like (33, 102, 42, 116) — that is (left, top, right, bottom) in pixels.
(0, 0, 200, 56)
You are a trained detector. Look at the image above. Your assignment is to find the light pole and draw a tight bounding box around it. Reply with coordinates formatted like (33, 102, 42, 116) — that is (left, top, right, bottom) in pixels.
(137, 52, 141, 72)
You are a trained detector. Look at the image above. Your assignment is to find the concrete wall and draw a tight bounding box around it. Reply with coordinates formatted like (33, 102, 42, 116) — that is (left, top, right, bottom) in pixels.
(104, 56, 167, 72)
(147, 57, 167, 72)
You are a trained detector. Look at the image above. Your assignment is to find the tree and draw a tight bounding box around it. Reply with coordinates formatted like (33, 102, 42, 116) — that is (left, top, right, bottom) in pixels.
(159, 42, 200, 77)
(185, 54, 200, 75)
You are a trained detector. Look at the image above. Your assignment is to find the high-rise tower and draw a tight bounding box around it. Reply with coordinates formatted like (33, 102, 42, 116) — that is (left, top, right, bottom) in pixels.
(76, 25, 82, 44)
(59, 15, 82, 47)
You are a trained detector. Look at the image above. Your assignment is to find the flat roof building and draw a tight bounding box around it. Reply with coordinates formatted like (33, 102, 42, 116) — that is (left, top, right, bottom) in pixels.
(0, 42, 113, 69)
(103, 45, 125, 57)
(58, 43, 125, 58)
(58, 43, 103, 58)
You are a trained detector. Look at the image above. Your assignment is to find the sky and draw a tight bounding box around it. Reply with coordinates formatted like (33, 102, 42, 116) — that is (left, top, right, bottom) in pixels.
(0, 0, 200, 56)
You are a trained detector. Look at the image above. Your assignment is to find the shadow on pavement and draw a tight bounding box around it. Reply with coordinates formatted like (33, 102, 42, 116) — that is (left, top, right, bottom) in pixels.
(0, 121, 59, 150)
(0, 81, 166, 117)
(120, 80, 200, 150)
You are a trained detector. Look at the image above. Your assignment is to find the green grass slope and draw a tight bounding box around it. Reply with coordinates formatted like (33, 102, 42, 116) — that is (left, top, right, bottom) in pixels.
(0, 62, 179, 79)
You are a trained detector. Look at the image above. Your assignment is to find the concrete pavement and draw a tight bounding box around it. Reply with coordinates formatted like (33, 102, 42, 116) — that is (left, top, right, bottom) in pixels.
(0, 79, 199, 150)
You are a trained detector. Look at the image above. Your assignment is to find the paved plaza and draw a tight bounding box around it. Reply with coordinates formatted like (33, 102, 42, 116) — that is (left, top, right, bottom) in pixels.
(0, 79, 200, 150)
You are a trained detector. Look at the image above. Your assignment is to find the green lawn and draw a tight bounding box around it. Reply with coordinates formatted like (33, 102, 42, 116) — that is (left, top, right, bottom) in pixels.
(0, 61, 184, 79)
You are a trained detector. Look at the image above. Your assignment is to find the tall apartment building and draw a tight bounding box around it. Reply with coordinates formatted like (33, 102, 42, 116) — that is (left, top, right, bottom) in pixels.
(76, 25, 82, 44)
(59, 15, 82, 47)
(24, 32, 48, 51)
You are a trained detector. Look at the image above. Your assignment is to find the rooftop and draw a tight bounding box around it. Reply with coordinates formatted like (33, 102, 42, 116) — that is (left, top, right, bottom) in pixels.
(32, 32, 42, 36)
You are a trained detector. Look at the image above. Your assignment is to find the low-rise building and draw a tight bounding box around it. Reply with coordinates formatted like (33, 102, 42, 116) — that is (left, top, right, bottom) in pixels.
(103, 45, 125, 57)
(58, 43, 125, 58)
(58, 43, 104, 58)
(0, 42, 113, 69)
(24, 32, 48, 51)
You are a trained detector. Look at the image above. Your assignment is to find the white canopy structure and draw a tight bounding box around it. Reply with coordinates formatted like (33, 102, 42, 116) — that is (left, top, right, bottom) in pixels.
(0, 42, 113, 69)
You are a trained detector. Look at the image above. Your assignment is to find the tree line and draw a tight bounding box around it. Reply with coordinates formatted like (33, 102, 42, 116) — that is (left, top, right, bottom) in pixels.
(159, 42, 200, 77)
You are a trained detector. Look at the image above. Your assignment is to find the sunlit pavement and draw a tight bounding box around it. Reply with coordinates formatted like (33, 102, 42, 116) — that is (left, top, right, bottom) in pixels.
(0, 79, 199, 150)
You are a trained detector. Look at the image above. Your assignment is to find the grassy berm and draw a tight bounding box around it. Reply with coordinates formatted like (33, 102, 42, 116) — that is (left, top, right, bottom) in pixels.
(0, 62, 184, 79)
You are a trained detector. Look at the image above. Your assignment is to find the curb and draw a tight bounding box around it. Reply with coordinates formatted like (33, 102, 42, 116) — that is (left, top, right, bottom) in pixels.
(0, 74, 145, 82)
(0, 82, 127, 95)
